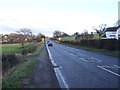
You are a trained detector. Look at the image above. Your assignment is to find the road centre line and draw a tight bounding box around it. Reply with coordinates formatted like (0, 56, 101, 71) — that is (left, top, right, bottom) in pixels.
(64, 50, 68, 53)
(70, 53, 76, 56)
(114, 65, 120, 68)
(64, 48, 102, 64)
(97, 65, 120, 77)
(56, 41, 120, 77)
(64, 49, 89, 62)
(79, 58, 88, 62)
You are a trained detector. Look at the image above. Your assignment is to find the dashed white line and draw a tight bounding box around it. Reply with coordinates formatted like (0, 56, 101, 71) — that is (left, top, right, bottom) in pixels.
(97, 65, 120, 77)
(70, 53, 75, 56)
(79, 58, 88, 62)
(114, 65, 120, 68)
(64, 50, 68, 53)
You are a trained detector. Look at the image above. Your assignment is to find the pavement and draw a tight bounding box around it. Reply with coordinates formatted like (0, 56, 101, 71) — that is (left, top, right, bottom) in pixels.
(46, 39, 120, 88)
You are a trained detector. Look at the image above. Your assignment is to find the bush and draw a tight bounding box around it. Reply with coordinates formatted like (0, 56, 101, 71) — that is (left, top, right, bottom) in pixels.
(2, 41, 19, 44)
(2, 53, 19, 75)
(22, 45, 38, 55)
(22, 48, 29, 55)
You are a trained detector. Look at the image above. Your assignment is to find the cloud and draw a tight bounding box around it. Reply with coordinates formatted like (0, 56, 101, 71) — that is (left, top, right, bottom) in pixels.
(0, 25, 17, 34)
(0, 0, 118, 36)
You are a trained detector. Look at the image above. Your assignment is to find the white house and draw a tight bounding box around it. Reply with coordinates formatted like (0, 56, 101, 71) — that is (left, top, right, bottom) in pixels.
(116, 26, 120, 39)
(116, 19, 120, 39)
(102, 26, 120, 39)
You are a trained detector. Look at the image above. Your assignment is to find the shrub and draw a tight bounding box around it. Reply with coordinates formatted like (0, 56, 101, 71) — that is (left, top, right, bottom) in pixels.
(22, 44, 38, 55)
(2, 53, 19, 75)
(22, 48, 28, 55)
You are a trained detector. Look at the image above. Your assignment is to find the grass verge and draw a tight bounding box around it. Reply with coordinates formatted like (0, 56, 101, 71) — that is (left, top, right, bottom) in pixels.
(2, 59, 37, 88)
(59, 41, 108, 52)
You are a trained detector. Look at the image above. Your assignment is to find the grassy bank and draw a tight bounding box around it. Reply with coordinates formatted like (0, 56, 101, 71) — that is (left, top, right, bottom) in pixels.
(28, 41, 44, 56)
(2, 59, 37, 88)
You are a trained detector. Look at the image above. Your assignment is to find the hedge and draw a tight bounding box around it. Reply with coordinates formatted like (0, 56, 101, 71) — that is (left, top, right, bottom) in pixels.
(60, 39, 120, 51)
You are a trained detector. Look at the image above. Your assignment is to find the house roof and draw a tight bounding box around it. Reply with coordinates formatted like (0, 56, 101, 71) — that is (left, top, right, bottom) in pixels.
(105, 26, 119, 32)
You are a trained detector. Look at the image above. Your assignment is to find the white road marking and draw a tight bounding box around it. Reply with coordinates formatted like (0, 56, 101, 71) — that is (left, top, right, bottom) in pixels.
(87, 58, 102, 63)
(54, 68, 69, 89)
(45, 41, 69, 89)
(64, 50, 68, 53)
(70, 53, 75, 56)
(97, 65, 120, 77)
(114, 65, 120, 68)
(64, 49, 89, 62)
(79, 58, 88, 62)
(46, 43, 53, 60)
(51, 60, 57, 66)
(101, 66, 115, 68)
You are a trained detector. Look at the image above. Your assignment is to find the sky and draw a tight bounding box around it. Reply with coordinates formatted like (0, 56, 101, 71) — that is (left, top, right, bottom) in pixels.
(0, 0, 119, 37)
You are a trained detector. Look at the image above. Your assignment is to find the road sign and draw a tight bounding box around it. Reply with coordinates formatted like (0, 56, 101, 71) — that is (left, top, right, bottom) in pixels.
(42, 38, 44, 41)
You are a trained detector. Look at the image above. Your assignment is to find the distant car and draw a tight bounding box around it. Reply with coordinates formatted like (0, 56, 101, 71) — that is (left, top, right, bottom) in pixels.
(48, 43, 53, 46)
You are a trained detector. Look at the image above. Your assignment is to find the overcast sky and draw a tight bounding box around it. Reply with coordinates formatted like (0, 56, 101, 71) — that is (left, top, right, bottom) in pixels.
(0, 0, 119, 37)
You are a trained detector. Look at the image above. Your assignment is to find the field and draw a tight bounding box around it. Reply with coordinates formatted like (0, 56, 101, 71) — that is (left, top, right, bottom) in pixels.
(1, 42, 35, 54)
(61, 36, 76, 41)
(2, 44, 22, 54)
(60, 34, 100, 41)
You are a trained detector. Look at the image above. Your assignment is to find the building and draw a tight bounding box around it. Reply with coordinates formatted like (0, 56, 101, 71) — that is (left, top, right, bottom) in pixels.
(116, 26, 120, 39)
(102, 25, 120, 39)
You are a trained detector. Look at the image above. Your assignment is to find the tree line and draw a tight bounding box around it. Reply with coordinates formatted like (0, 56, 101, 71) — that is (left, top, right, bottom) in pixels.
(1, 28, 45, 48)
(53, 24, 108, 40)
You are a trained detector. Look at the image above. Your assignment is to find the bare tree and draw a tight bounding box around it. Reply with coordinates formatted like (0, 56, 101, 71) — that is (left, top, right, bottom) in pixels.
(53, 30, 62, 38)
(93, 24, 107, 39)
(61, 32, 69, 37)
(74, 32, 79, 36)
(16, 28, 32, 48)
(36, 33, 45, 42)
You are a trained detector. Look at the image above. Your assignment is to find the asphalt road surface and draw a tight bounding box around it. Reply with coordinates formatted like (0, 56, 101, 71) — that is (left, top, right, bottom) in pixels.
(46, 40, 119, 88)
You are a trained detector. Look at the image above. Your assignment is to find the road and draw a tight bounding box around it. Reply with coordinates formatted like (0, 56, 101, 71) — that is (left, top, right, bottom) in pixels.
(46, 40, 119, 88)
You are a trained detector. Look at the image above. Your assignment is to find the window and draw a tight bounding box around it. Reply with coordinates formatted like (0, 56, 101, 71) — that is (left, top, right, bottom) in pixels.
(118, 35, 120, 37)
(109, 35, 115, 37)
